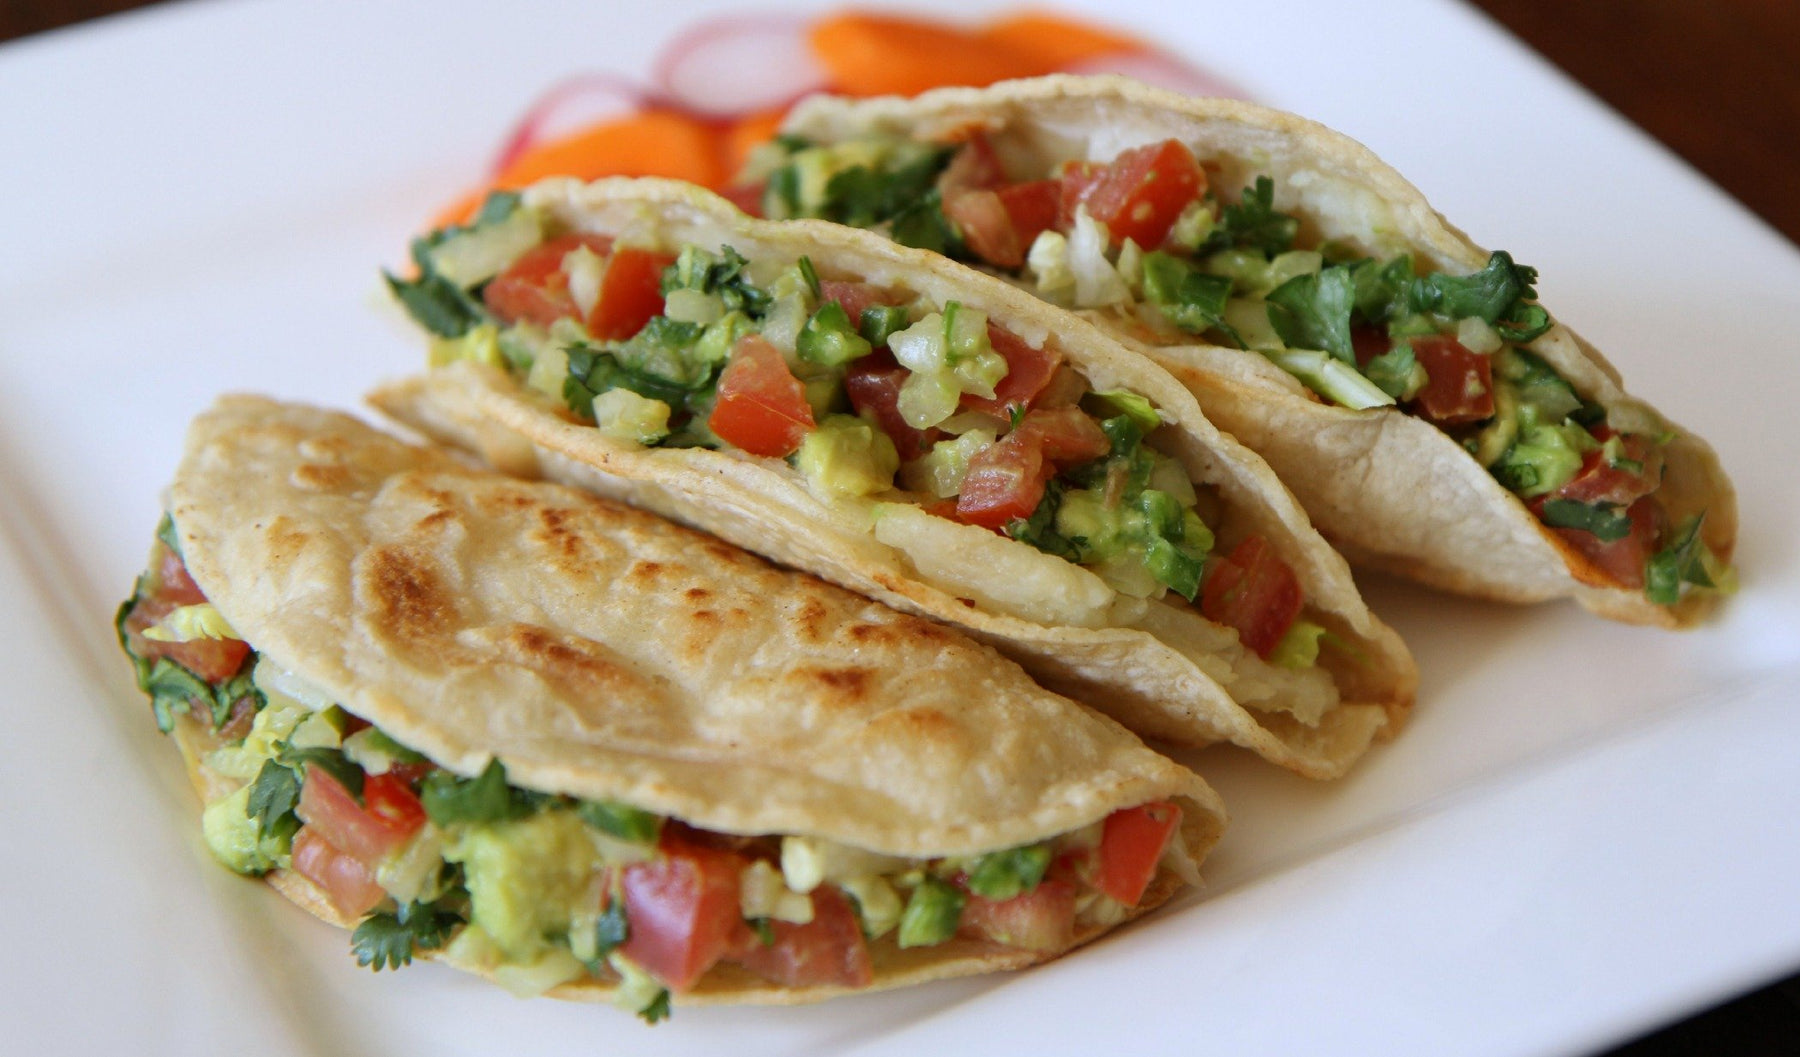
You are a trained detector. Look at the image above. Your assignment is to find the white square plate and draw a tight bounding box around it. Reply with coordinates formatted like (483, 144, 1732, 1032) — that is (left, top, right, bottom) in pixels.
(3, 1, 1797, 1054)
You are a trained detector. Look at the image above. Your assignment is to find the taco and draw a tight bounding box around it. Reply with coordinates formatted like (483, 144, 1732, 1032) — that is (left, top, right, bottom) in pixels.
(116, 396, 1228, 1018)
(738, 74, 1737, 626)
(372, 176, 1416, 779)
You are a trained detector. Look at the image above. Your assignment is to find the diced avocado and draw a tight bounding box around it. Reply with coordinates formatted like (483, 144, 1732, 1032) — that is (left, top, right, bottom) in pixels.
(444, 809, 601, 962)
(942, 303, 1006, 397)
(1053, 489, 1134, 564)
(289, 705, 350, 751)
(841, 875, 905, 940)
(857, 304, 909, 347)
(1492, 422, 1594, 497)
(1467, 381, 1521, 467)
(1268, 620, 1327, 669)
(796, 415, 900, 497)
(423, 206, 543, 288)
(1204, 247, 1274, 291)
(1145, 537, 1205, 600)
(202, 786, 288, 875)
(797, 301, 873, 366)
(965, 844, 1051, 901)
(428, 323, 505, 369)
(590, 389, 672, 446)
(1167, 199, 1216, 252)
(1088, 389, 1162, 433)
(662, 288, 726, 326)
(904, 429, 998, 498)
(1141, 251, 1232, 336)
(897, 877, 965, 948)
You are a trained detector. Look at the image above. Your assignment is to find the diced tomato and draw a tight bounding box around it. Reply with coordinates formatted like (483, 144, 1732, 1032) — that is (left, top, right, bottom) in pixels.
(1073, 140, 1204, 249)
(962, 325, 1063, 418)
(620, 840, 748, 991)
(1056, 161, 1107, 227)
(291, 826, 387, 918)
(296, 768, 424, 869)
(588, 247, 674, 341)
(1094, 801, 1182, 907)
(995, 180, 1061, 251)
(1553, 432, 1663, 507)
(960, 879, 1078, 952)
(956, 432, 1048, 529)
(844, 349, 940, 460)
(732, 886, 874, 989)
(1537, 494, 1663, 589)
(122, 546, 252, 685)
(946, 188, 1026, 269)
(708, 334, 816, 457)
(720, 181, 766, 217)
(818, 280, 897, 331)
(1200, 536, 1305, 658)
(937, 133, 1008, 195)
(954, 408, 1110, 528)
(1408, 335, 1495, 425)
(156, 545, 206, 605)
(1010, 407, 1111, 464)
(482, 233, 614, 327)
(1351, 325, 1391, 367)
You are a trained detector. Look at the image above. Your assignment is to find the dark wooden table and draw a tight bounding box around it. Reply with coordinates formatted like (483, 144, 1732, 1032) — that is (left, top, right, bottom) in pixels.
(5, 1, 1796, 1053)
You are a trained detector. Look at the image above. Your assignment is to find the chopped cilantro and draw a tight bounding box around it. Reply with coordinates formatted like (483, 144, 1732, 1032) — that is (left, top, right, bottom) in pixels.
(1645, 513, 1714, 605)
(749, 917, 776, 947)
(1265, 266, 1356, 362)
(584, 900, 631, 969)
(663, 245, 772, 318)
(246, 758, 302, 841)
(797, 255, 822, 299)
(575, 799, 662, 844)
(857, 304, 909, 347)
(563, 344, 705, 422)
(419, 759, 541, 827)
(889, 190, 962, 256)
(1006, 481, 1085, 562)
(1200, 177, 1298, 256)
(279, 746, 365, 800)
(1540, 499, 1632, 541)
(350, 898, 464, 971)
(1364, 342, 1425, 401)
(638, 989, 673, 1025)
(1406, 250, 1538, 326)
(384, 270, 490, 339)
(1140, 251, 1235, 339)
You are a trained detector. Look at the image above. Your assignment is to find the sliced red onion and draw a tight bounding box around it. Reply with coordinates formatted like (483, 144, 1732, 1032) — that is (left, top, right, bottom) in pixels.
(652, 11, 830, 119)
(1064, 50, 1250, 101)
(489, 74, 655, 176)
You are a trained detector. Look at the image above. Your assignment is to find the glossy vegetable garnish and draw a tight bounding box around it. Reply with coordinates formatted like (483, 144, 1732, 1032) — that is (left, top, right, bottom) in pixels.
(394, 188, 1319, 657)
(118, 523, 1193, 1021)
(744, 120, 1727, 607)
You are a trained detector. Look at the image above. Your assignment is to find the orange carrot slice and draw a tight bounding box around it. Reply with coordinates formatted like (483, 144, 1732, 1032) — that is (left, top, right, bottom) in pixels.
(978, 11, 1145, 68)
(808, 13, 1051, 97)
(492, 108, 726, 190)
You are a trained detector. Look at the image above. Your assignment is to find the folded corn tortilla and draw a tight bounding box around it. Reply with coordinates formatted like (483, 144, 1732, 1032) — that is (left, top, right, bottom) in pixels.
(138, 396, 1228, 1007)
(775, 74, 1737, 627)
(372, 177, 1417, 779)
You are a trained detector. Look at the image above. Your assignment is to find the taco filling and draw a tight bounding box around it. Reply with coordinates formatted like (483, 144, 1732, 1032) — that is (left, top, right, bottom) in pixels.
(120, 520, 1199, 1021)
(389, 192, 1338, 678)
(731, 131, 1731, 607)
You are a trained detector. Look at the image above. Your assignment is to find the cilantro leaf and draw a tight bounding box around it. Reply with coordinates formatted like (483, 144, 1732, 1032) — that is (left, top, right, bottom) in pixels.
(1266, 266, 1357, 361)
(139, 659, 214, 733)
(1201, 177, 1298, 256)
(1540, 499, 1632, 541)
(819, 146, 954, 229)
(247, 758, 302, 841)
(1406, 251, 1538, 326)
(576, 800, 662, 844)
(1141, 251, 1235, 338)
(1364, 342, 1426, 401)
(663, 245, 772, 318)
(889, 190, 963, 256)
(583, 900, 631, 970)
(419, 759, 542, 827)
(638, 989, 673, 1024)
(351, 899, 465, 971)
(1348, 255, 1416, 324)
(1645, 513, 1714, 605)
(562, 343, 706, 421)
(279, 746, 365, 800)
(749, 918, 776, 947)
(384, 270, 490, 339)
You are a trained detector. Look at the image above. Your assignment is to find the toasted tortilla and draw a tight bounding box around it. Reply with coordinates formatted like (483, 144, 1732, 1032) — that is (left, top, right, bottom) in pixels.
(779, 74, 1738, 627)
(162, 396, 1227, 1004)
(372, 177, 1416, 779)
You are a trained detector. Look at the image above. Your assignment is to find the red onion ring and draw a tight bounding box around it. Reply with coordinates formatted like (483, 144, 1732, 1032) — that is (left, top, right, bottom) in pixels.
(651, 11, 831, 119)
